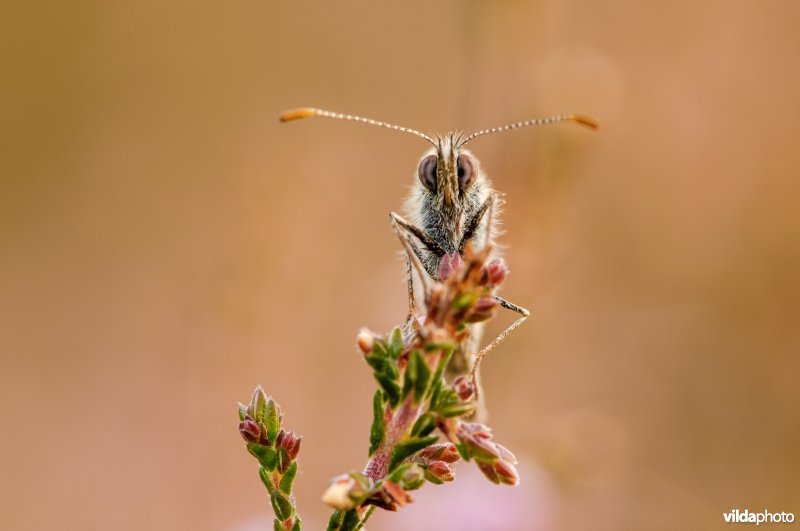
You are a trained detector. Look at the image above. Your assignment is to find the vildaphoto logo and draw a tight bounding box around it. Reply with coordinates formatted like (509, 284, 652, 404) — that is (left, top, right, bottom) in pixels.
(724, 509, 795, 525)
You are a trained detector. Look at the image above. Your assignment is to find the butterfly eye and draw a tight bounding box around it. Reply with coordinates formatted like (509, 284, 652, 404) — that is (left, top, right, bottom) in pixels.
(418, 154, 438, 191)
(457, 154, 476, 189)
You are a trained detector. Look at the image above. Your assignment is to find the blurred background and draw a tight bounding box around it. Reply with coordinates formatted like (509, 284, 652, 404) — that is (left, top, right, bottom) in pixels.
(2, 1, 799, 529)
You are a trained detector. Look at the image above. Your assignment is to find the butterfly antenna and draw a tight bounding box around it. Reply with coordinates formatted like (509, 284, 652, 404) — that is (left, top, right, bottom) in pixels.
(461, 113, 598, 146)
(280, 107, 437, 146)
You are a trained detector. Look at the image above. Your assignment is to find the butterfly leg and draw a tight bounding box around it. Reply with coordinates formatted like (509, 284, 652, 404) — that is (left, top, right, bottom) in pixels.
(388, 212, 432, 327)
(470, 295, 530, 399)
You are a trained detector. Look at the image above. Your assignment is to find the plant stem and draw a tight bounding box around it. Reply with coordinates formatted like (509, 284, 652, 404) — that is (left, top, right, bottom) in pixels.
(363, 396, 421, 481)
(353, 506, 377, 530)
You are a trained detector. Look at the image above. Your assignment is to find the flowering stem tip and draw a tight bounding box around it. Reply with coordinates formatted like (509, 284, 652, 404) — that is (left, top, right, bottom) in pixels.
(238, 386, 303, 531)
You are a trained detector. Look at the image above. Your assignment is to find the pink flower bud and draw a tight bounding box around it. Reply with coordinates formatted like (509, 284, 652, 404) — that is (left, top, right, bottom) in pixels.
(381, 479, 413, 508)
(399, 464, 426, 491)
(321, 473, 372, 510)
(459, 422, 493, 439)
(467, 294, 500, 322)
(477, 461, 500, 484)
(356, 328, 374, 354)
(438, 443, 461, 463)
(481, 258, 508, 287)
(437, 252, 463, 281)
(280, 430, 302, 461)
(239, 418, 260, 444)
(426, 460, 455, 482)
(452, 375, 474, 401)
(495, 443, 517, 464)
(457, 423, 501, 461)
(466, 436, 501, 461)
(493, 459, 520, 486)
(321, 475, 359, 510)
(417, 442, 460, 463)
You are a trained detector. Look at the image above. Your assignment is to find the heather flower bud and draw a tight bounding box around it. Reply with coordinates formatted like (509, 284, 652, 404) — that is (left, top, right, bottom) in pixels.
(239, 417, 260, 444)
(425, 460, 455, 483)
(437, 252, 463, 281)
(279, 430, 302, 461)
(465, 436, 501, 461)
(495, 443, 517, 464)
(399, 464, 426, 491)
(417, 443, 460, 463)
(493, 459, 520, 486)
(322, 475, 357, 510)
(321, 473, 371, 510)
(477, 461, 500, 484)
(438, 443, 460, 463)
(467, 294, 500, 323)
(480, 258, 508, 287)
(356, 328, 375, 354)
(458, 423, 501, 461)
(380, 479, 413, 508)
(257, 422, 270, 445)
(460, 422, 493, 439)
(452, 375, 474, 401)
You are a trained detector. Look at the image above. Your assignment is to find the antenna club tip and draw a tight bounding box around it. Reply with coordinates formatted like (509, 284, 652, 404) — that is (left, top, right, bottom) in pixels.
(279, 108, 318, 123)
(568, 114, 599, 129)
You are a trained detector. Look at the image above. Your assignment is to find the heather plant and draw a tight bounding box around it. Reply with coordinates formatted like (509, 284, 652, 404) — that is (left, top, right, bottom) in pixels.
(237, 242, 519, 530)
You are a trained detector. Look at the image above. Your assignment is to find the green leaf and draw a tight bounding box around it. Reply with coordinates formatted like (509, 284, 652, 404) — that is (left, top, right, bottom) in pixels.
(259, 466, 275, 495)
(456, 442, 470, 461)
(429, 378, 443, 409)
(411, 351, 430, 404)
(388, 435, 438, 472)
(374, 373, 400, 407)
(364, 353, 388, 372)
(277, 446, 291, 473)
(401, 351, 417, 400)
(255, 399, 268, 424)
(368, 391, 385, 457)
(425, 339, 456, 352)
(428, 350, 453, 393)
(271, 491, 294, 521)
(401, 466, 426, 490)
(433, 387, 458, 413)
(279, 461, 298, 494)
(238, 403, 247, 421)
(427, 349, 453, 404)
(340, 509, 360, 531)
(410, 412, 436, 437)
(452, 292, 478, 309)
(440, 402, 476, 418)
(372, 339, 389, 359)
(388, 327, 404, 357)
(265, 399, 280, 444)
(327, 510, 344, 531)
(291, 519, 303, 531)
(384, 360, 400, 381)
(273, 519, 283, 531)
(248, 444, 278, 470)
